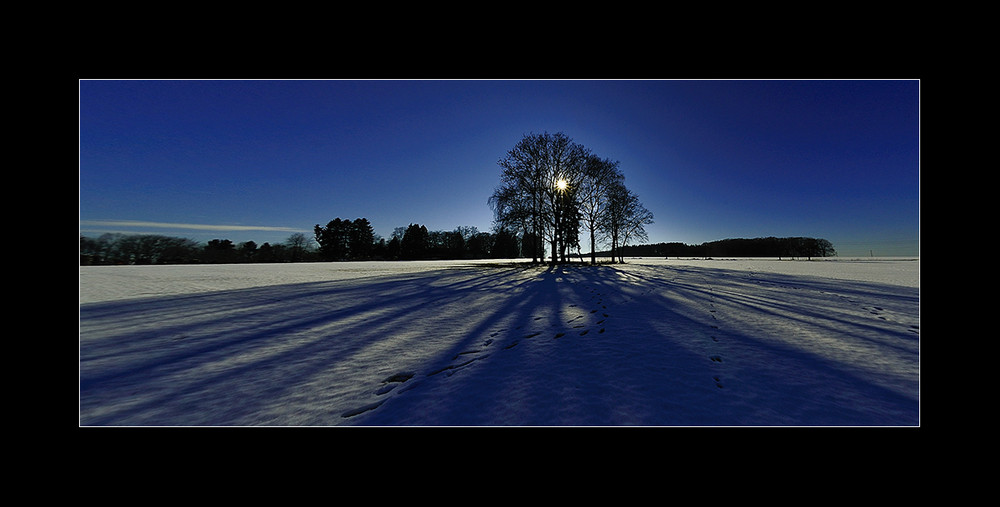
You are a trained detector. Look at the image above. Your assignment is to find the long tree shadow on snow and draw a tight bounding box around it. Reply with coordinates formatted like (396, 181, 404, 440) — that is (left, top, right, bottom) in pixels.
(353, 263, 730, 426)
(80, 265, 540, 425)
(616, 263, 919, 425)
(366, 262, 920, 426)
(80, 261, 919, 426)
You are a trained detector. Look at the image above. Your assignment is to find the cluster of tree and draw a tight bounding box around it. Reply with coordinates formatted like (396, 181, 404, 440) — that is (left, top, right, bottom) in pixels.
(314, 219, 521, 261)
(313, 218, 376, 261)
(80, 232, 317, 265)
(489, 132, 653, 264)
(611, 237, 837, 259)
(81, 220, 528, 266)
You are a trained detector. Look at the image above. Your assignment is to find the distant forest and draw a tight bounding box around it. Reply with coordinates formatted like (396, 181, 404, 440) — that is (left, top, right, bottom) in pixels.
(608, 237, 836, 260)
(79, 219, 521, 266)
(80, 224, 835, 265)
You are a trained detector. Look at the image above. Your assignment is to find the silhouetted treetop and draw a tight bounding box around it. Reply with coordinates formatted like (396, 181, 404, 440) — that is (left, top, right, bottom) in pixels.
(490, 131, 653, 264)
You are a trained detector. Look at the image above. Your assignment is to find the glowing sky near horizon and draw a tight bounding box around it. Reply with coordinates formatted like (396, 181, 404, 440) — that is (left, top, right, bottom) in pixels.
(79, 79, 919, 256)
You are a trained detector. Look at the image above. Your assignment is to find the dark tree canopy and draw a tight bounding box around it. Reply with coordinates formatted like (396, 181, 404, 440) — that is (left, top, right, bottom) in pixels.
(490, 131, 653, 264)
(616, 237, 837, 259)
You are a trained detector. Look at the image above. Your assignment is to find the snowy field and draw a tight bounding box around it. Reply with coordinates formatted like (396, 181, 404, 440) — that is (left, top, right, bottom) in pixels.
(79, 257, 919, 426)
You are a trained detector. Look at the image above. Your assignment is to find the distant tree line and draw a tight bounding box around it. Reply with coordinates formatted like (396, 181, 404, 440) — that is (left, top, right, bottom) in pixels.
(610, 237, 837, 259)
(81, 220, 528, 265)
(314, 219, 521, 261)
(81, 231, 836, 266)
(489, 131, 653, 264)
(80, 232, 318, 265)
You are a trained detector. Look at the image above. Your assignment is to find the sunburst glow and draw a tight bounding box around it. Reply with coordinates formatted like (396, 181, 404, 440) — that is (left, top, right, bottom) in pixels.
(556, 179, 568, 191)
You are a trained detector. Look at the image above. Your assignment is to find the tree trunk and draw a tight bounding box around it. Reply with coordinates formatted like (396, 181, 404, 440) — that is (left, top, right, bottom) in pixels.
(589, 229, 596, 264)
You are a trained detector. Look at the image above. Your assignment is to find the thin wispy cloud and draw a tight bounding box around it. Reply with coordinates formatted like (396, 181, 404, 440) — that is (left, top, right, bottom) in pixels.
(80, 220, 305, 233)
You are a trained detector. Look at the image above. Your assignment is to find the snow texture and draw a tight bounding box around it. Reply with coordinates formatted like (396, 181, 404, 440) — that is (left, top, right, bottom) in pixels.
(79, 258, 919, 426)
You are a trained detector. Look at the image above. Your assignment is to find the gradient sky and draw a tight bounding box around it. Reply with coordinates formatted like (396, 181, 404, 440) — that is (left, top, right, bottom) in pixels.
(79, 79, 919, 257)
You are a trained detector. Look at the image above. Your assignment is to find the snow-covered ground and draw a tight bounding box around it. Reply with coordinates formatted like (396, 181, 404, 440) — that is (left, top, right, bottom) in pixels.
(79, 257, 919, 426)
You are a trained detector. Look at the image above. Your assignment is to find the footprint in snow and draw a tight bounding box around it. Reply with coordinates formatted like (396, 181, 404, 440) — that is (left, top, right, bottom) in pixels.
(382, 372, 415, 383)
(374, 372, 415, 395)
(344, 372, 415, 418)
(453, 350, 481, 360)
(342, 400, 385, 418)
(374, 385, 396, 395)
(427, 355, 489, 377)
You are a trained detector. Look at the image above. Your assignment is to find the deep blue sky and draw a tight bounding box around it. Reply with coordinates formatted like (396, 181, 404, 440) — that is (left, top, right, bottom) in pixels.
(79, 79, 919, 257)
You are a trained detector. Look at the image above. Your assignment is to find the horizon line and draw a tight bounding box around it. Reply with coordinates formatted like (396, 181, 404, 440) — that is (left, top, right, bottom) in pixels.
(80, 219, 308, 233)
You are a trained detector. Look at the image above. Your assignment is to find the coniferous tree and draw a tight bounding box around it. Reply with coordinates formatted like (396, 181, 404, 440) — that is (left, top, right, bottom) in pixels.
(400, 223, 429, 260)
(315, 218, 350, 261)
(350, 218, 375, 260)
